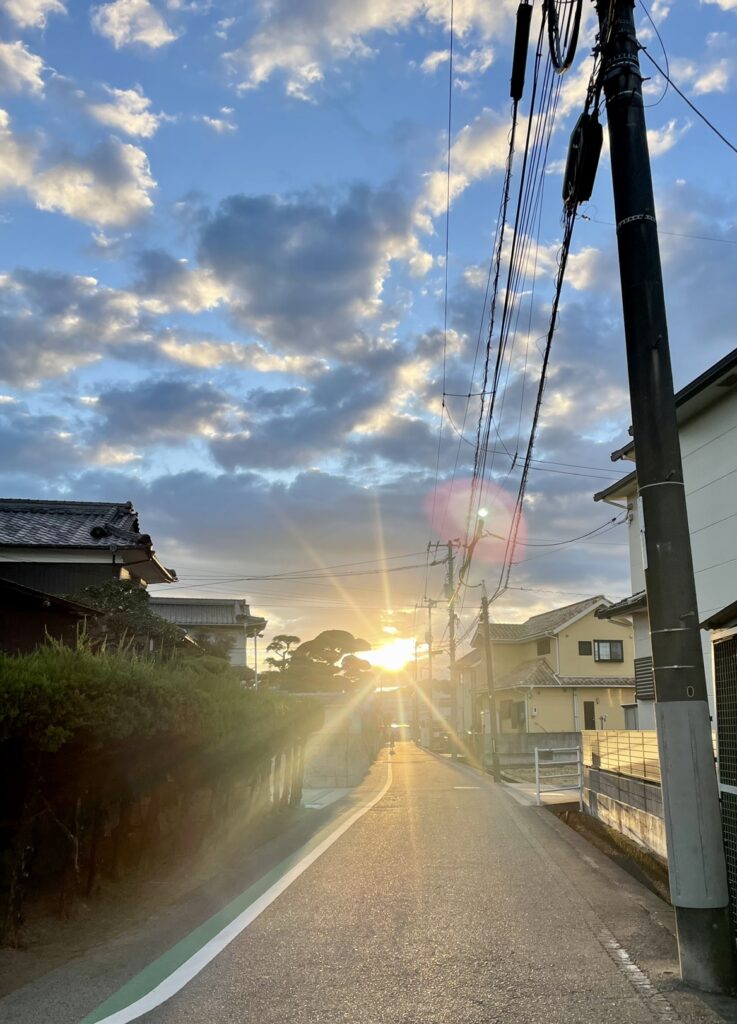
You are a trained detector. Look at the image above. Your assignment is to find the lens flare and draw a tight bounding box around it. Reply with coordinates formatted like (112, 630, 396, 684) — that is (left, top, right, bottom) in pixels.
(424, 478, 527, 566)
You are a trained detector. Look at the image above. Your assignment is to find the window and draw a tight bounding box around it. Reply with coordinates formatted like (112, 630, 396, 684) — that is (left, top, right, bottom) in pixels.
(594, 639, 623, 662)
(536, 637, 551, 656)
(512, 701, 526, 730)
(500, 699, 513, 720)
(578, 640, 592, 656)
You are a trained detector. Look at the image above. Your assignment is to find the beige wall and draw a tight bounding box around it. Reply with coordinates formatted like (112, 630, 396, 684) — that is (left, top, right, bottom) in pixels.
(556, 609, 634, 678)
(497, 685, 635, 733)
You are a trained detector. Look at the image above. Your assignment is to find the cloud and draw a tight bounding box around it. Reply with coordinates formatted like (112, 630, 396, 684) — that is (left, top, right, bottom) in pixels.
(0, 402, 84, 474)
(419, 107, 511, 222)
(420, 45, 494, 77)
(197, 185, 429, 353)
(133, 248, 229, 313)
(197, 114, 236, 134)
(0, 109, 35, 191)
(88, 85, 164, 138)
(0, 268, 147, 383)
(226, 0, 517, 98)
(31, 137, 156, 225)
(646, 118, 690, 157)
(210, 351, 403, 470)
(0, 109, 157, 226)
(0, 40, 45, 95)
(0, 0, 65, 28)
(158, 337, 326, 375)
(91, 0, 177, 49)
(671, 56, 733, 96)
(702, 0, 737, 11)
(94, 376, 235, 443)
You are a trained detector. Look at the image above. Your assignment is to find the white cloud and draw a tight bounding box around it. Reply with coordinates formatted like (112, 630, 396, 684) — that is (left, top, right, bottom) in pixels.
(0, 108, 35, 190)
(647, 118, 690, 157)
(0, 0, 65, 28)
(89, 85, 163, 138)
(91, 0, 177, 49)
(419, 107, 511, 222)
(0, 40, 45, 95)
(421, 46, 493, 77)
(227, 0, 517, 98)
(198, 114, 236, 134)
(702, 0, 737, 11)
(671, 56, 733, 96)
(158, 337, 325, 375)
(30, 139, 156, 225)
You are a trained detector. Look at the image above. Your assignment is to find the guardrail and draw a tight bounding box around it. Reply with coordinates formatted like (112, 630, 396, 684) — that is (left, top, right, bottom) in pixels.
(534, 746, 583, 810)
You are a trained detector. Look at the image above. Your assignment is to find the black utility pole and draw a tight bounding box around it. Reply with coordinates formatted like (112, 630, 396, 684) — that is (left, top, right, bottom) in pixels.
(596, 0, 733, 991)
(480, 588, 501, 782)
(446, 543, 459, 756)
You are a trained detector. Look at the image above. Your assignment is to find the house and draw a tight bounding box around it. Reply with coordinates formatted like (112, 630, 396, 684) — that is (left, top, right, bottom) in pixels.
(594, 347, 737, 727)
(0, 498, 176, 596)
(0, 576, 100, 654)
(455, 596, 635, 741)
(149, 597, 267, 669)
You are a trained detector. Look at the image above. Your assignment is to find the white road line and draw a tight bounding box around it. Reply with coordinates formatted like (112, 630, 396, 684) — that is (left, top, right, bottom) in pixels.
(93, 760, 393, 1024)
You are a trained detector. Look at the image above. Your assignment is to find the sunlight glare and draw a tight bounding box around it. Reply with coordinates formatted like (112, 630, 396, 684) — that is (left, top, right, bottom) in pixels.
(363, 637, 415, 672)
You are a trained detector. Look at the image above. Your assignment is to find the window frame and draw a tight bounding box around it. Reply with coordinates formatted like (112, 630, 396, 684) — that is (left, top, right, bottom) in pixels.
(593, 638, 624, 663)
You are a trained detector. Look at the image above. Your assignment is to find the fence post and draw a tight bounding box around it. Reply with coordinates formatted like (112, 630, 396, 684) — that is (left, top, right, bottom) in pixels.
(577, 746, 583, 812)
(535, 747, 541, 806)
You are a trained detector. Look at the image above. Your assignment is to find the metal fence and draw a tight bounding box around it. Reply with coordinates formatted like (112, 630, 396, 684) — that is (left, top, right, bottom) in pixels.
(534, 746, 583, 810)
(582, 729, 660, 784)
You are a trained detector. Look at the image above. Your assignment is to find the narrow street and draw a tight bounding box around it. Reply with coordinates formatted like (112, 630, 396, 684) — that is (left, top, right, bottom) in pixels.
(91, 745, 727, 1024)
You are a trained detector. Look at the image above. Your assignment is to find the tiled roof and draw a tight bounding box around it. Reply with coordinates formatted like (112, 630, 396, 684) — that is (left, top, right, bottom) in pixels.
(596, 591, 646, 619)
(494, 658, 634, 691)
(151, 597, 250, 627)
(455, 648, 482, 669)
(484, 595, 609, 641)
(0, 498, 148, 549)
(150, 597, 267, 634)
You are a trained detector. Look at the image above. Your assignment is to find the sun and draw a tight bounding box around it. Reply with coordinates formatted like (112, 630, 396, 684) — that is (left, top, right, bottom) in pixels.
(363, 637, 415, 673)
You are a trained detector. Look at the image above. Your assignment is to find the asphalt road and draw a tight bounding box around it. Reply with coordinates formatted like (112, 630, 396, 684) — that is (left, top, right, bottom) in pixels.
(129, 744, 729, 1024)
(4, 742, 735, 1024)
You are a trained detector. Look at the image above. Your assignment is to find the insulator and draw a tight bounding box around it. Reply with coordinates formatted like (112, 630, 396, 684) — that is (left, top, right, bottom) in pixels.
(510, 2, 533, 101)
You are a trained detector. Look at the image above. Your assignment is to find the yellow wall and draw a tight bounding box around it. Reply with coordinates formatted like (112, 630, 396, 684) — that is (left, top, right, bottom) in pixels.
(556, 610, 634, 678)
(496, 685, 635, 733)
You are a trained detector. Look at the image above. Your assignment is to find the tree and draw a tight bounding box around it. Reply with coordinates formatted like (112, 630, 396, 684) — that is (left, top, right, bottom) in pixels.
(68, 579, 184, 657)
(189, 630, 236, 661)
(280, 630, 372, 693)
(265, 634, 301, 673)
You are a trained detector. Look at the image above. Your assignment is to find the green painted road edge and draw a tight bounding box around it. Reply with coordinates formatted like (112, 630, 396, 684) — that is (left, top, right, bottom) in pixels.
(79, 793, 363, 1024)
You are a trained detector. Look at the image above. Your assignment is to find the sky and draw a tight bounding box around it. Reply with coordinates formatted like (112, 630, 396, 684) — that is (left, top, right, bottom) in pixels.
(0, 0, 735, 668)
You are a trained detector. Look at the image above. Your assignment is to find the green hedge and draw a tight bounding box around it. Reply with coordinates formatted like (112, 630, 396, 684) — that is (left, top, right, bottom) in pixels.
(0, 645, 322, 941)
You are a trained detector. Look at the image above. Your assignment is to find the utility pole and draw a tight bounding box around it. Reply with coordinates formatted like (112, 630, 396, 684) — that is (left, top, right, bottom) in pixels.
(595, 0, 733, 991)
(480, 586, 501, 783)
(446, 542, 458, 756)
(431, 540, 463, 754)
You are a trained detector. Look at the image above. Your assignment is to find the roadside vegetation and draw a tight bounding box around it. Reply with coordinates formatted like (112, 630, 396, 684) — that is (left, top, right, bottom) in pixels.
(0, 642, 321, 946)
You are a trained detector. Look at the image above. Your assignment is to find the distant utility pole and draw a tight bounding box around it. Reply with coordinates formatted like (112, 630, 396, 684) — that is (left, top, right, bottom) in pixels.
(480, 586, 501, 783)
(595, 0, 733, 991)
(431, 540, 463, 754)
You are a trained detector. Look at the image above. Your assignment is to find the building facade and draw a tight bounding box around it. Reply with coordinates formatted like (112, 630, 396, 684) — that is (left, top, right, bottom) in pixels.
(149, 597, 267, 670)
(455, 596, 635, 742)
(0, 498, 176, 594)
(594, 347, 737, 726)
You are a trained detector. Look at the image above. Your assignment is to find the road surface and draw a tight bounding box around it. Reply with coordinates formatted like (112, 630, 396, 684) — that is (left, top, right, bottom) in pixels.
(3, 743, 733, 1023)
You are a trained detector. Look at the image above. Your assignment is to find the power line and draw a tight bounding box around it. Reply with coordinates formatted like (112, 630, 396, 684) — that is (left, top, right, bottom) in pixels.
(639, 48, 737, 156)
(581, 213, 737, 246)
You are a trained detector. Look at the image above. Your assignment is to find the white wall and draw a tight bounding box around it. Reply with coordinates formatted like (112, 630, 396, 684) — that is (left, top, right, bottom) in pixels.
(618, 388, 737, 719)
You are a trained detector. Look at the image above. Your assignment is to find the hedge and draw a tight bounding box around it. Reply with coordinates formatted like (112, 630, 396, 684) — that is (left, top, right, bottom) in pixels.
(0, 644, 322, 943)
